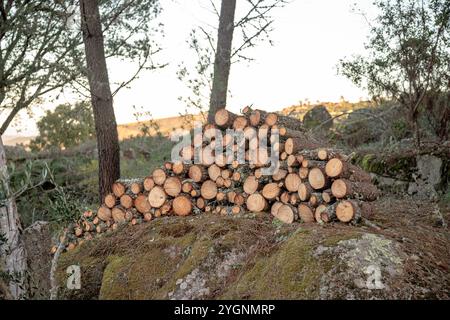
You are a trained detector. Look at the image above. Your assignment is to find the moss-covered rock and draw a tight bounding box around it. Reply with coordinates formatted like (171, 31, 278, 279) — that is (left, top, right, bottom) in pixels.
(55, 210, 448, 300)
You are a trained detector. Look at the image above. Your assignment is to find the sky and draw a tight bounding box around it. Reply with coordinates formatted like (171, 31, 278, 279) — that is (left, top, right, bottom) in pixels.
(3, 0, 378, 137)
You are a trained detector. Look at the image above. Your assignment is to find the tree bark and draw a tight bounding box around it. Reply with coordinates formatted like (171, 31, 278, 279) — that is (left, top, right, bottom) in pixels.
(0, 136, 28, 299)
(207, 0, 237, 123)
(80, 0, 120, 202)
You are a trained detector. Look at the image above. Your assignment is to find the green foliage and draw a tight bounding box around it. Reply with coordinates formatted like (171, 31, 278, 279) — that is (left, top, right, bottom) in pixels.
(0, 0, 164, 134)
(29, 102, 95, 151)
(391, 118, 410, 140)
(6, 159, 91, 227)
(339, 0, 450, 142)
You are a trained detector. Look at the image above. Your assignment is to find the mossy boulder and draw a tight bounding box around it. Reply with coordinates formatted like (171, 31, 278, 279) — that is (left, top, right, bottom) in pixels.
(53, 210, 449, 300)
(303, 105, 332, 131)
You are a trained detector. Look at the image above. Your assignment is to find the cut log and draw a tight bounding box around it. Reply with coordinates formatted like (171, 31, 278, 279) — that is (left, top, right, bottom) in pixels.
(112, 207, 126, 223)
(130, 182, 142, 195)
(325, 158, 371, 182)
(314, 204, 326, 223)
(287, 154, 300, 167)
(200, 180, 218, 200)
(172, 195, 192, 216)
(148, 186, 167, 208)
(262, 182, 281, 200)
(196, 197, 206, 209)
(135, 194, 151, 213)
(97, 205, 112, 222)
(272, 168, 288, 181)
(322, 189, 334, 203)
(221, 169, 231, 179)
(143, 213, 152, 222)
(216, 176, 225, 187)
(249, 109, 263, 126)
(143, 177, 155, 191)
(208, 164, 222, 181)
(298, 167, 309, 179)
(279, 127, 306, 139)
(181, 145, 194, 161)
(104, 193, 117, 208)
(284, 173, 301, 192)
(182, 181, 193, 193)
(276, 204, 297, 224)
(216, 191, 226, 202)
(231, 206, 242, 214)
(308, 167, 330, 190)
(271, 201, 284, 217)
(120, 194, 133, 209)
(301, 159, 326, 169)
(331, 179, 380, 201)
(188, 165, 208, 183)
(215, 108, 237, 128)
(163, 177, 182, 197)
(321, 203, 338, 223)
(112, 182, 126, 197)
(280, 191, 290, 204)
(172, 162, 187, 175)
(215, 153, 228, 167)
(232, 116, 248, 130)
(223, 178, 232, 188)
(285, 136, 322, 154)
(336, 200, 375, 223)
(243, 175, 259, 194)
(264, 112, 278, 126)
(289, 193, 299, 205)
(273, 114, 304, 131)
(246, 193, 268, 212)
(152, 168, 167, 186)
(161, 201, 172, 215)
(233, 193, 246, 206)
(298, 203, 315, 223)
(231, 171, 241, 182)
(164, 161, 173, 171)
(309, 192, 323, 207)
(317, 149, 347, 161)
(227, 191, 236, 203)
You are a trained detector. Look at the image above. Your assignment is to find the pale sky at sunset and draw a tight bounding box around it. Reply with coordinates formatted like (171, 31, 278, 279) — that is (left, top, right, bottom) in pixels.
(3, 0, 378, 137)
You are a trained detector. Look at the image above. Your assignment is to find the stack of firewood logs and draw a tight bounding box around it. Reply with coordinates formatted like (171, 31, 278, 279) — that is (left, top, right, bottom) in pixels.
(58, 107, 379, 252)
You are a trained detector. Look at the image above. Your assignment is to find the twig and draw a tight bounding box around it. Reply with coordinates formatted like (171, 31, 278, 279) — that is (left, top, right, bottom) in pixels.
(49, 230, 67, 300)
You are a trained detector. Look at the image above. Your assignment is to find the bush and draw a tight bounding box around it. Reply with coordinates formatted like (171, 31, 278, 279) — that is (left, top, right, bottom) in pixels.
(29, 102, 95, 151)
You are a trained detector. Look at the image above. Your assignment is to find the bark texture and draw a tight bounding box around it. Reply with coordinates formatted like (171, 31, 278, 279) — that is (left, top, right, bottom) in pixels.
(207, 0, 237, 123)
(0, 136, 28, 299)
(80, 0, 120, 202)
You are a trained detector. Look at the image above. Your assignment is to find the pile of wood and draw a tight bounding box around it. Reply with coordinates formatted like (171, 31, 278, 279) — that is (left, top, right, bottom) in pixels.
(58, 107, 380, 251)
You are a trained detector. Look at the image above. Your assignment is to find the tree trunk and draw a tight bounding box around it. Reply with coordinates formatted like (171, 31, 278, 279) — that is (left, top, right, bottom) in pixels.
(207, 0, 237, 123)
(0, 136, 28, 299)
(80, 0, 120, 202)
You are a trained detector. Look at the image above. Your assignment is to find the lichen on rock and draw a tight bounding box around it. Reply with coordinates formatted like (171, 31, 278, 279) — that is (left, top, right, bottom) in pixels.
(315, 233, 404, 299)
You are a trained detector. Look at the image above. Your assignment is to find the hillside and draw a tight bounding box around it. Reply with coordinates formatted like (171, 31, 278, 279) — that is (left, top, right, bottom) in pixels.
(3, 101, 372, 146)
